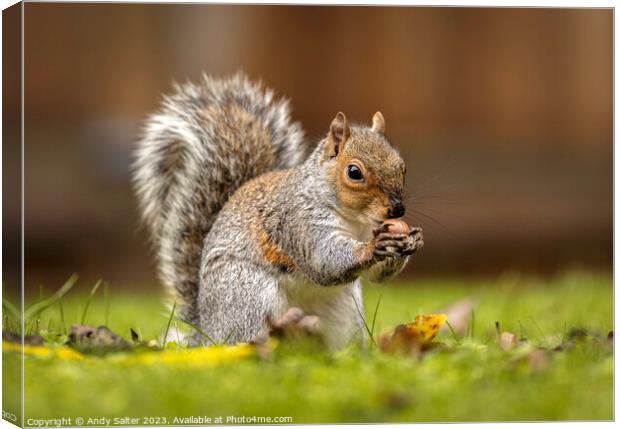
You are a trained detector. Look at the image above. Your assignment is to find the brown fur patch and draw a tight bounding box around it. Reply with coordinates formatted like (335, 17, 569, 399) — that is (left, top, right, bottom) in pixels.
(252, 222, 295, 271)
(259, 230, 296, 270)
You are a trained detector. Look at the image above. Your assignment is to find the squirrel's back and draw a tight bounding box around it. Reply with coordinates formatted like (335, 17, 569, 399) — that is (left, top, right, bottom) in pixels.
(132, 73, 306, 323)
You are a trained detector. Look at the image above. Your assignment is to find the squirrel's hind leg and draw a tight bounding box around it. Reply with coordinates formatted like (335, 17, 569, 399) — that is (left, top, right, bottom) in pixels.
(196, 260, 284, 345)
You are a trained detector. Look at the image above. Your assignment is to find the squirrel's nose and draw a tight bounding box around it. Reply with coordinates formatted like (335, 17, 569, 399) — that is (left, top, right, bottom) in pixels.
(387, 202, 405, 219)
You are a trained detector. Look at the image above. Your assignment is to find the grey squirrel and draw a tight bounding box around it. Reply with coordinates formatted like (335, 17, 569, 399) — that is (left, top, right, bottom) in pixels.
(132, 73, 423, 348)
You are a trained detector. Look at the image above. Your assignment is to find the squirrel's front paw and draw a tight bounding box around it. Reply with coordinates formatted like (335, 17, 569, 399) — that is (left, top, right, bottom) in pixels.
(404, 226, 424, 255)
(373, 224, 424, 260)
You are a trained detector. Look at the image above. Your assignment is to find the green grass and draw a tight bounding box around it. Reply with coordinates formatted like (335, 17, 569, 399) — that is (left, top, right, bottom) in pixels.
(3, 271, 613, 424)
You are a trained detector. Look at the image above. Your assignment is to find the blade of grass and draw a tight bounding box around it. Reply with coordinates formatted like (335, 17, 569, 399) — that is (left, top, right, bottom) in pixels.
(162, 300, 177, 348)
(2, 297, 21, 322)
(179, 319, 217, 347)
(80, 279, 103, 325)
(24, 274, 79, 321)
(351, 292, 377, 348)
(7, 315, 18, 334)
(370, 294, 382, 339)
(222, 323, 238, 345)
(130, 328, 140, 343)
(174, 322, 181, 344)
(470, 309, 475, 339)
(2, 315, 12, 332)
(445, 320, 461, 344)
(518, 320, 530, 341)
(561, 321, 568, 343)
(529, 316, 549, 347)
(466, 314, 471, 339)
(58, 296, 66, 335)
(103, 282, 110, 327)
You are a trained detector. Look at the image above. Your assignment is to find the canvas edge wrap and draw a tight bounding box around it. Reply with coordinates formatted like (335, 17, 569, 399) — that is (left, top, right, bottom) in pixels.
(2, 2, 24, 428)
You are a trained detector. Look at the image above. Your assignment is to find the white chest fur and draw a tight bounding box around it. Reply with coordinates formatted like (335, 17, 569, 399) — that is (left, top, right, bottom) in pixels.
(339, 214, 375, 242)
(277, 275, 366, 349)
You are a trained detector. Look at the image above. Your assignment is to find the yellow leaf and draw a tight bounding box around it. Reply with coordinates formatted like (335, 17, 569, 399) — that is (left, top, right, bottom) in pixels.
(110, 343, 256, 368)
(2, 341, 84, 360)
(405, 314, 447, 342)
(380, 313, 447, 355)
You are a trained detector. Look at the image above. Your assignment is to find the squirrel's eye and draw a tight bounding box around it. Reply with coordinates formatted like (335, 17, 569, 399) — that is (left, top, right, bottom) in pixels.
(347, 164, 364, 181)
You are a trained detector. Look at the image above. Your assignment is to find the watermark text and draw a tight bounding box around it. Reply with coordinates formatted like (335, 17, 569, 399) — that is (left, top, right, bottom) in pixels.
(25, 415, 293, 427)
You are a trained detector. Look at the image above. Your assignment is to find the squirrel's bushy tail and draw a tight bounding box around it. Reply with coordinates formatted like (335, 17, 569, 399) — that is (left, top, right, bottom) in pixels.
(132, 73, 306, 324)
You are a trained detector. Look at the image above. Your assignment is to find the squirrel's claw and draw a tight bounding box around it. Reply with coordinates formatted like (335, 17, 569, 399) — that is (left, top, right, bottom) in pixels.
(402, 228, 424, 255)
(375, 239, 406, 250)
(373, 226, 424, 259)
(409, 226, 423, 235)
(375, 232, 408, 243)
(374, 249, 401, 260)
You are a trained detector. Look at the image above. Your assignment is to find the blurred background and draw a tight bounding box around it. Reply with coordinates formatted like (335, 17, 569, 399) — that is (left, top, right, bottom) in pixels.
(4, 4, 612, 294)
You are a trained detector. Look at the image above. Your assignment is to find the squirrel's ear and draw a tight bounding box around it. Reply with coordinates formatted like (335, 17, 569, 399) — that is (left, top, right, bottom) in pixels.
(327, 112, 350, 157)
(371, 111, 385, 135)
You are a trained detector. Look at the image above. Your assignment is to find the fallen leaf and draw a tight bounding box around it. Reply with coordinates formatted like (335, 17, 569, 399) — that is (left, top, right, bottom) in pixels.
(412, 314, 447, 341)
(69, 325, 132, 354)
(379, 314, 447, 355)
(2, 331, 45, 346)
(528, 348, 549, 372)
(109, 343, 255, 368)
(438, 298, 475, 335)
(2, 341, 83, 360)
(500, 332, 518, 351)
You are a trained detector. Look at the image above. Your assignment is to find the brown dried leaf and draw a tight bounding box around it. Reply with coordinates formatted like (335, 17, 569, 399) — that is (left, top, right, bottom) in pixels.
(528, 348, 549, 372)
(69, 324, 132, 353)
(500, 332, 518, 351)
(2, 331, 45, 346)
(379, 315, 447, 356)
(438, 298, 475, 335)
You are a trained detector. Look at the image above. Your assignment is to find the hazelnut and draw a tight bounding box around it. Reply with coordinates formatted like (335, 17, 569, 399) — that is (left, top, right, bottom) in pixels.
(383, 219, 410, 235)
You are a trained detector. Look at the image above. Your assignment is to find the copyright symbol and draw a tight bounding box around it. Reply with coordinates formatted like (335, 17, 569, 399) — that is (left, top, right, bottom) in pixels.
(75, 417, 84, 425)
